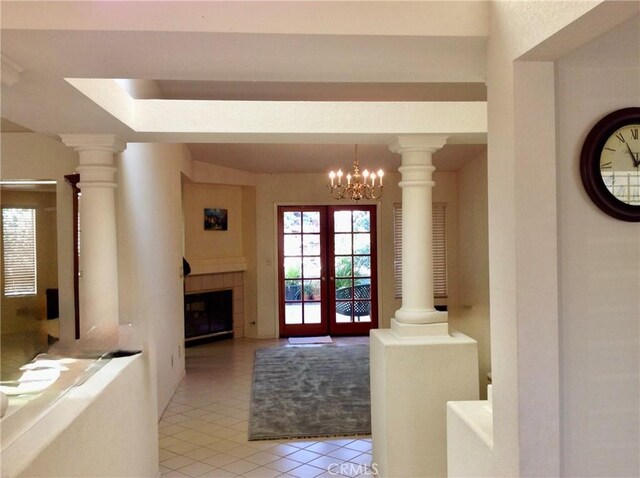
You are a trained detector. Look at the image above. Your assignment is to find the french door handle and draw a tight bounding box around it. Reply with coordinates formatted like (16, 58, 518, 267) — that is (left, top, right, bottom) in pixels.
(329, 277, 335, 281)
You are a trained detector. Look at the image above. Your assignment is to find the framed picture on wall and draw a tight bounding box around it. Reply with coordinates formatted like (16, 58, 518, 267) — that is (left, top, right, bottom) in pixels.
(204, 208, 228, 231)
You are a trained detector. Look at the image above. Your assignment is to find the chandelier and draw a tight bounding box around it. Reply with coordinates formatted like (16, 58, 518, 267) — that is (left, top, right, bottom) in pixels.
(328, 145, 384, 201)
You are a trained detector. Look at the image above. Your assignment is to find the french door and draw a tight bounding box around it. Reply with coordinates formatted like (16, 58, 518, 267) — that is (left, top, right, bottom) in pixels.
(278, 205, 378, 337)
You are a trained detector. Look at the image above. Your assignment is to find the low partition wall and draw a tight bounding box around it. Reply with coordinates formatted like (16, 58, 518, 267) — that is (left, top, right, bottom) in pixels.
(1, 354, 158, 478)
(447, 386, 494, 477)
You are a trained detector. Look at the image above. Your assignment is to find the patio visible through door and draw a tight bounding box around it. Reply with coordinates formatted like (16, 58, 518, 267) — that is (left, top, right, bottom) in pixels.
(278, 205, 378, 337)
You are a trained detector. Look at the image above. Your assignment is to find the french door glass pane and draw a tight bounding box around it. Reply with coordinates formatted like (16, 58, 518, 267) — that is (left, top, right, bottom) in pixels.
(284, 235, 301, 256)
(334, 210, 351, 232)
(304, 302, 321, 323)
(302, 212, 320, 233)
(353, 233, 370, 254)
(354, 256, 371, 277)
(336, 279, 353, 299)
(303, 234, 320, 255)
(334, 234, 352, 254)
(352, 210, 370, 232)
(355, 278, 372, 298)
(335, 256, 352, 277)
(285, 280, 301, 301)
(284, 257, 302, 278)
(285, 303, 303, 324)
(303, 280, 321, 300)
(283, 211, 301, 233)
(303, 257, 321, 278)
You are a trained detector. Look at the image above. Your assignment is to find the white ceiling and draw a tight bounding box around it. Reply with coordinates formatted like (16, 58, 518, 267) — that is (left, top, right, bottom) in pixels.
(1, 1, 489, 174)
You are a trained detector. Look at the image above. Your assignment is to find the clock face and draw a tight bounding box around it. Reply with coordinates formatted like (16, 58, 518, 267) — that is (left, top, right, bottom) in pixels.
(580, 107, 640, 222)
(599, 123, 640, 206)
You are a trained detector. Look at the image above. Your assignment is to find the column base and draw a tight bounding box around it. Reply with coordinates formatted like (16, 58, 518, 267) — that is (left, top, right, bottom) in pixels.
(394, 307, 448, 324)
(390, 318, 449, 337)
(370, 328, 479, 478)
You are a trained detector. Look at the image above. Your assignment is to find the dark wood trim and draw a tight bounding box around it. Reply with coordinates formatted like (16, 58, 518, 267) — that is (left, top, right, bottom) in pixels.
(327, 205, 378, 335)
(277, 206, 328, 337)
(64, 173, 81, 339)
(277, 205, 378, 337)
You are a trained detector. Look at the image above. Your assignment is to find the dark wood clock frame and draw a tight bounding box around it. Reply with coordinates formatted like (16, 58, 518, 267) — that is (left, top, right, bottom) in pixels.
(579, 107, 640, 222)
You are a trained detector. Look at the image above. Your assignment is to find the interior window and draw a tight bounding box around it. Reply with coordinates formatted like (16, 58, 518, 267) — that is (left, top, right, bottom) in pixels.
(2, 207, 37, 297)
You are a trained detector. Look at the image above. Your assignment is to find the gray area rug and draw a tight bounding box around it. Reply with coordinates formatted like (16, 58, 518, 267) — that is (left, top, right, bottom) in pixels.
(248, 344, 371, 440)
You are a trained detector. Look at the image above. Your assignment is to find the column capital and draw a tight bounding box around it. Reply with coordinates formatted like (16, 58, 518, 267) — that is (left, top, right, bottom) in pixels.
(388, 135, 448, 155)
(60, 134, 126, 154)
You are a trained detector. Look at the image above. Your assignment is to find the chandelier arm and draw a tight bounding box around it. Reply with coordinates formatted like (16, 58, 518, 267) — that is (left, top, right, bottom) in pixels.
(327, 144, 383, 201)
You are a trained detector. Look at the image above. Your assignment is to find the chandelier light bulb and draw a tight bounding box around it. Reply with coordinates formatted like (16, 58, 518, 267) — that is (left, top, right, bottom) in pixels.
(377, 170, 384, 186)
(363, 169, 369, 179)
(370, 172, 376, 186)
(346, 173, 352, 185)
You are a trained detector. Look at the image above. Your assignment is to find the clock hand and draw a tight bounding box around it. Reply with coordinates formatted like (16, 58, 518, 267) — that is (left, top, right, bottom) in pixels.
(624, 142, 640, 167)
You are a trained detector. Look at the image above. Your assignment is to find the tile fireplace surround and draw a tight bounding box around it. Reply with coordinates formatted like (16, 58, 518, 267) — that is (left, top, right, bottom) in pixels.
(184, 272, 244, 338)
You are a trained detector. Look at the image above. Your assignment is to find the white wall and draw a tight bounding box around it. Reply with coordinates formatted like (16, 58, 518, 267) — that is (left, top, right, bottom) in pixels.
(1, 133, 77, 343)
(451, 151, 491, 399)
(183, 182, 245, 271)
(556, 16, 640, 476)
(487, 2, 639, 476)
(118, 143, 189, 415)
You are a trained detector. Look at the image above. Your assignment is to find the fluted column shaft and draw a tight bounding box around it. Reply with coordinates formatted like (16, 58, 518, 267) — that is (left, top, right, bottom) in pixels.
(389, 135, 448, 324)
(61, 134, 126, 343)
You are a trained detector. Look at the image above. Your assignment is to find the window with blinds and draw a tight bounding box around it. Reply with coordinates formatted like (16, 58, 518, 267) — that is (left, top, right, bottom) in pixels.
(2, 207, 37, 296)
(393, 203, 447, 299)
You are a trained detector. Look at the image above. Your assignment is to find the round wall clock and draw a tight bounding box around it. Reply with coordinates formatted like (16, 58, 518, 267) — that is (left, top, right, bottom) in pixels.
(580, 107, 640, 222)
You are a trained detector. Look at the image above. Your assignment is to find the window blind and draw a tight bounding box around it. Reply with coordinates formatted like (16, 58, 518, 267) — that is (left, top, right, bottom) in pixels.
(393, 203, 447, 299)
(2, 207, 37, 296)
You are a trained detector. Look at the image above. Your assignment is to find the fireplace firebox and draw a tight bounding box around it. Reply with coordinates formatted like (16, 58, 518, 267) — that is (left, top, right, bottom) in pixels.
(184, 289, 233, 346)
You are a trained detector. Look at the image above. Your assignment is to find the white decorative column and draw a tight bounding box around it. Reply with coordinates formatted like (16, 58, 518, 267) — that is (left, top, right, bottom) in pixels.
(61, 134, 126, 347)
(370, 135, 479, 478)
(389, 135, 448, 330)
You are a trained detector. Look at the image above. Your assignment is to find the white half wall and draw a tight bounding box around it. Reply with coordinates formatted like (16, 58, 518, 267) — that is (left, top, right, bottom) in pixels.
(14, 356, 158, 478)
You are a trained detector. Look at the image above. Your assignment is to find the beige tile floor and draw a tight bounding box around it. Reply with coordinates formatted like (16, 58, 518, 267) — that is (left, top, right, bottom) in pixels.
(158, 337, 373, 478)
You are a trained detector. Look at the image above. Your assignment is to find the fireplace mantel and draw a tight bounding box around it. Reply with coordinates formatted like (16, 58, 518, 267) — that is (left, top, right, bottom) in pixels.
(187, 256, 247, 275)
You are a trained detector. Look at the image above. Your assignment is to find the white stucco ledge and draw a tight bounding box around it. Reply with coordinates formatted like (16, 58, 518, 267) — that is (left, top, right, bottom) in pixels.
(447, 396, 494, 477)
(0, 354, 154, 478)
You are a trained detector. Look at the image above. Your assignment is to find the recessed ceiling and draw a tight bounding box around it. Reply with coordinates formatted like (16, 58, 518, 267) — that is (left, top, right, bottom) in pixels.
(186, 143, 486, 174)
(156, 81, 486, 102)
(1, 1, 488, 174)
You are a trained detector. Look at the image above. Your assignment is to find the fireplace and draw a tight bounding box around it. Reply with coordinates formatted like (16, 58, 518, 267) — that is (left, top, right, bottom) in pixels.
(184, 271, 245, 338)
(184, 289, 233, 346)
